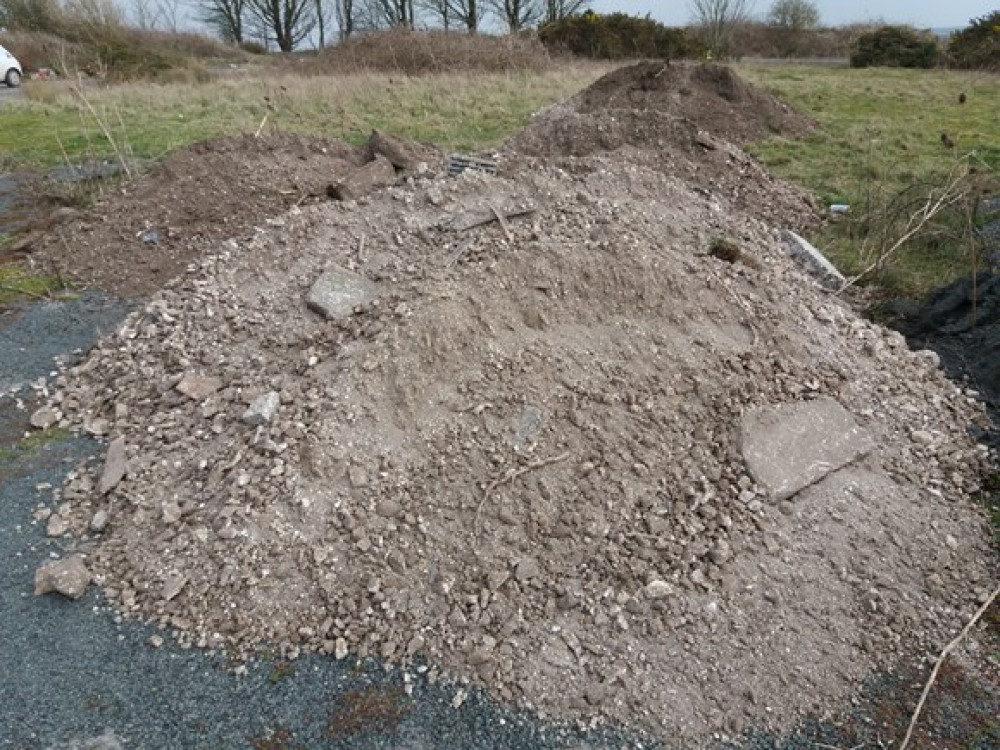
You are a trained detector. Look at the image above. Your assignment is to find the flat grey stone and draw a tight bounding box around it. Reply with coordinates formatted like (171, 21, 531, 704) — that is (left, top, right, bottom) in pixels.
(242, 391, 280, 426)
(305, 265, 377, 320)
(34, 554, 91, 599)
(97, 436, 127, 495)
(740, 397, 874, 501)
(176, 372, 223, 400)
(783, 230, 846, 290)
(30, 406, 59, 429)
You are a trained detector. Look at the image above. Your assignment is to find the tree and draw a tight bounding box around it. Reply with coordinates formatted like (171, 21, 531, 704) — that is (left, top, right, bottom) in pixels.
(542, 0, 587, 23)
(486, 0, 540, 32)
(365, 0, 413, 26)
(446, 0, 480, 32)
(768, 0, 818, 31)
(201, 0, 247, 41)
(689, 0, 752, 58)
(418, 0, 451, 29)
(247, 0, 316, 51)
(333, 0, 354, 39)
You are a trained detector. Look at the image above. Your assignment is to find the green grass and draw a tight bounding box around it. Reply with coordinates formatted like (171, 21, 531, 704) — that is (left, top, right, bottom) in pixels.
(0, 265, 65, 305)
(0, 426, 72, 461)
(738, 64, 1000, 295)
(1, 66, 611, 168)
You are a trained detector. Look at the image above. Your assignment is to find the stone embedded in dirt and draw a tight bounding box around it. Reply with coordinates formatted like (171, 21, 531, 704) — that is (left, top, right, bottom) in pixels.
(34, 554, 91, 599)
(363, 129, 438, 173)
(305, 265, 377, 321)
(89, 509, 109, 533)
(161, 574, 187, 602)
(46, 513, 68, 537)
(643, 580, 674, 600)
(83, 417, 110, 436)
(327, 154, 396, 201)
(242, 392, 280, 426)
(783, 230, 846, 290)
(740, 397, 875, 501)
(176, 372, 223, 401)
(97, 436, 127, 495)
(30, 406, 59, 429)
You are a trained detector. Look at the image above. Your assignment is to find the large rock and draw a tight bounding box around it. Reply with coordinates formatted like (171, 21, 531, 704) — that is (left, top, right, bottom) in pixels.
(305, 265, 377, 321)
(740, 397, 874, 501)
(327, 154, 396, 201)
(34, 554, 91, 599)
(97, 436, 127, 495)
(783, 230, 846, 290)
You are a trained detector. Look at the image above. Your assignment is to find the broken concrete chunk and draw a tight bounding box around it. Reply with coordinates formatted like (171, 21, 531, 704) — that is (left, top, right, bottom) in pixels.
(34, 554, 91, 599)
(327, 154, 396, 201)
(161, 574, 187, 602)
(30, 406, 59, 430)
(305, 265, 377, 321)
(242, 391, 280, 426)
(176, 372, 223, 401)
(97, 436, 128, 495)
(740, 397, 874, 501)
(783, 230, 846, 290)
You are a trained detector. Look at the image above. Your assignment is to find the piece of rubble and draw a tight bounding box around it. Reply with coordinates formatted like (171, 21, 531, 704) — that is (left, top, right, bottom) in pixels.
(304, 265, 377, 321)
(89, 509, 109, 533)
(34, 555, 91, 599)
(176, 373, 223, 401)
(327, 155, 396, 201)
(363, 130, 435, 172)
(161, 574, 187, 602)
(30, 406, 59, 429)
(97, 436, 127, 495)
(242, 392, 280, 426)
(783, 230, 846, 290)
(740, 397, 874, 501)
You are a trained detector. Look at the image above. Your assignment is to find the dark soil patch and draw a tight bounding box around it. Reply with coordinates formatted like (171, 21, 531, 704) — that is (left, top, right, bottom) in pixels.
(328, 684, 413, 740)
(30, 134, 366, 298)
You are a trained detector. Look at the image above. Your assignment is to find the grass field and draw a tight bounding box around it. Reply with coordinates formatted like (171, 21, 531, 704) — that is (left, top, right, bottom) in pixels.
(740, 64, 1000, 294)
(0, 65, 611, 168)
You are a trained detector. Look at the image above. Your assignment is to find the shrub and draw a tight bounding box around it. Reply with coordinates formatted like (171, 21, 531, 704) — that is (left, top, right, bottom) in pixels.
(537, 11, 704, 60)
(850, 25, 939, 69)
(239, 40, 267, 55)
(948, 11, 1000, 70)
(730, 21, 872, 58)
(308, 29, 554, 75)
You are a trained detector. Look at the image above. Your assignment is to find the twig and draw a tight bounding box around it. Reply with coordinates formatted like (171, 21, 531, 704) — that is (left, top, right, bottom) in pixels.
(473, 452, 572, 538)
(491, 204, 513, 241)
(254, 113, 269, 139)
(899, 583, 1000, 750)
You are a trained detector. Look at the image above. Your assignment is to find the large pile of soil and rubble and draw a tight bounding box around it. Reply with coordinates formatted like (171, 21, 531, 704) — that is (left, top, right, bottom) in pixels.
(31, 64, 999, 745)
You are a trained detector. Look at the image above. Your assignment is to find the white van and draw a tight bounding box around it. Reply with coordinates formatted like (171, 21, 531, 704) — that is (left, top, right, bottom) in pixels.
(0, 44, 22, 88)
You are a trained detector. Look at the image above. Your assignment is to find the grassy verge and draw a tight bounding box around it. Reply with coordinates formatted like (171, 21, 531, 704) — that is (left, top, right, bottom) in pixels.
(0, 265, 65, 305)
(739, 64, 1000, 295)
(2, 65, 611, 168)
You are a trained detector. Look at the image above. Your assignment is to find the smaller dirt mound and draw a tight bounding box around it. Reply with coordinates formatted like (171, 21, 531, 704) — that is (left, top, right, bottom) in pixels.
(573, 62, 811, 145)
(30, 134, 440, 298)
(507, 62, 818, 231)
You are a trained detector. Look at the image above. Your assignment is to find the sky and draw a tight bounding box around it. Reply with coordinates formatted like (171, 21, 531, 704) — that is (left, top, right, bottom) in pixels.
(590, 1, 996, 29)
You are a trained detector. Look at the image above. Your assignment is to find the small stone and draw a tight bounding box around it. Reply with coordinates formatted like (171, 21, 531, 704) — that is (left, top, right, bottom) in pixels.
(97, 436, 127, 495)
(451, 689, 468, 709)
(176, 373, 223, 401)
(46, 513, 68, 537)
(83, 417, 111, 436)
(242, 392, 280, 426)
(161, 574, 187, 602)
(376, 499, 402, 518)
(334, 637, 348, 660)
(30, 406, 59, 429)
(149, 634, 165, 648)
(89, 509, 109, 533)
(34, 555, 91, 599)
(944, 534, 958, 550)
(585, 684, 606, 705)
(708, 541, 731, 565)
(911, 430, 934, 445)
(644, 580, 674, 600)
(161, 499, 182, 524)
(305, 265, 378, 320)
(515, 556, 540, 581)
(348, 465, 369, 488)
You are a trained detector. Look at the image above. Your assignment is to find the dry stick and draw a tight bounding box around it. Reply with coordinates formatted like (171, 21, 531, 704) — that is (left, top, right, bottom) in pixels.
(491, 204, 513, 241)
(473, 452, 572, 538)
(254, 113, 269, 139)
(898, 583, 1000, 750)
(837, 159, 970, 295)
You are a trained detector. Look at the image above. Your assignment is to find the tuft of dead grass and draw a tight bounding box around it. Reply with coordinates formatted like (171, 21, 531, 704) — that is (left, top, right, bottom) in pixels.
(303, 29, 555, 76)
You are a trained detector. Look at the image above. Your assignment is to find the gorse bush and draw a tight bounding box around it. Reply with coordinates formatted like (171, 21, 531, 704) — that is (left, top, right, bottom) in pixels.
(537, 11, 704, 60)
(849, 25, 939, 69)
(948, 11, 1000, 70)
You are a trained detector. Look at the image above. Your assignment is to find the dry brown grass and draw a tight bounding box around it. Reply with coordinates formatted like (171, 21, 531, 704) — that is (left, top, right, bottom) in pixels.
(303, 29, 555, 76)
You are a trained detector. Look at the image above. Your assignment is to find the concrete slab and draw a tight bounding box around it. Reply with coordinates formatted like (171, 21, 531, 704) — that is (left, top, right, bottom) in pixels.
(740, 397, 874, 501)
(305, 265, 377, 320)
(783, 230, 846, 290)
